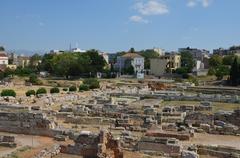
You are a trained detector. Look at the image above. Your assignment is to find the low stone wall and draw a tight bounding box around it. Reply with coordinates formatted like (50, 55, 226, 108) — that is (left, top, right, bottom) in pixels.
(137, 137, 181, 156)
(197, 145, 240, 158)
(65, 116, 115, 125)
(0, 112, 59, 137)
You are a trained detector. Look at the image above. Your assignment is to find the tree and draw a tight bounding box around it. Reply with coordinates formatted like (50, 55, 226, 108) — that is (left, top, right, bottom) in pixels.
(230, 58, 239, 86)
(215, 65, 229, 80)
(36, 88, 47, 95)
(1, 89, 16, 97)
(180, 51, 195, 73)
(223, 55, 236, 66)
(28, 74, 42, 85)
(139, 49, 159, 69)
(26, 90, 36, 96)
(50, 87, 60, 94)
(209, 55, 223, 68)
(0, 46, 5, 51)
(129, 48, 135, 53)
(30, 53, 42, 68)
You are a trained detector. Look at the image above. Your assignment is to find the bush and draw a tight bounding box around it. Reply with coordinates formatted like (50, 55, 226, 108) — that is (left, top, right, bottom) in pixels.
(176, 67, 188, 74)
(62, 88, 68, 91)
(50, 87, 60, 94)
(1, 89, 16, 97)
(83, 78, 100, 89)
(69, 86, 77, 92)
(25, 90, 36, 96)
(36, 88, 47, 95)
(28, 74, 42, 85)
(79, 84, 90, 91)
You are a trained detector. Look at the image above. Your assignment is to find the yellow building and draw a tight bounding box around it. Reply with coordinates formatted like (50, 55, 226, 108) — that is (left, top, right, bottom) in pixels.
(150, 54, 181, 76)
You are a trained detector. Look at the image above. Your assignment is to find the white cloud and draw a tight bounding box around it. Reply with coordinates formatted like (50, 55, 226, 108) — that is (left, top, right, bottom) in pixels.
(129, 15, 149, 24)
(134, 0, 169, 16)
(186, 0, 213, 8)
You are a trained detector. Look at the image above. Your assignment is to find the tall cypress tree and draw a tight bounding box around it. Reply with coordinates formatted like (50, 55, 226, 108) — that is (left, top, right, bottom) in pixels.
(230, 57, 239, 86)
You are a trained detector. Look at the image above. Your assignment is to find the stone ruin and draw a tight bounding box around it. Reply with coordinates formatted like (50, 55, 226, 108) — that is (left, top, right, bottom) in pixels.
(0, 112, 59, 137)
(61, 130, 123, 158)
(137, 136, 181, 157)
(0, 135, 16, 148)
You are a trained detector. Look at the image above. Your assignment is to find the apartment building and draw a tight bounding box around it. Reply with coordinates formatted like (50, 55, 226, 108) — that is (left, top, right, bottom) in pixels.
(150, 54, 181, 76)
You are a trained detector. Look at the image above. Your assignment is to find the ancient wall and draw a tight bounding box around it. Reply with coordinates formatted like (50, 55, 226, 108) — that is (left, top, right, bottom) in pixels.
(0, 112, 58, 137)
(65, 116, 115, 125)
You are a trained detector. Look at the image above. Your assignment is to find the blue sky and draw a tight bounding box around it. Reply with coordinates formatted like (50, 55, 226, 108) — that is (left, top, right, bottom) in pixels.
(0, 0, 240, 53)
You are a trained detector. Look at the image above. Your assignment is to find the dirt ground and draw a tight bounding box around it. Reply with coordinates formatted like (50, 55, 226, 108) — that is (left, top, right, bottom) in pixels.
(0, 132, 56, 158)
(181, 133, 240, 149)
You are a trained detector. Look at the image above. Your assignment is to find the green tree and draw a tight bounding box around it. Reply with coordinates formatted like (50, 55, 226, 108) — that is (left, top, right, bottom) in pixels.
(222, 55, 236, 65)
(0, 46, 5, 51)
(230, 58, 239, 86)
(139, 49, 159, 69)
(28, 73, 42, 85)
(129, 48, 135, 53)
(209, 55, 223, 68)
(40, 53, 55, 73)
(180, 51, 195, 73)
(215, 65, 230, 80)
(1, 89, 16, 97)
(30, 53, 42, 67)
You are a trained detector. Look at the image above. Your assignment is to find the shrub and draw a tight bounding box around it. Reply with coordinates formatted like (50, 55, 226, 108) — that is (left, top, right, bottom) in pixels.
(62, 88, 68, 91)
(25, 90, 36, 96)
(28, 74, 42, 85)
(50, 87, 60, 94)
(83, 78, 100, 89)
(176, 67, 188, 74)
(1, 89, 16, 97)
(69, 86, 77, 92)
(79, 84, 90, 91)
(36, 88, 47, 95)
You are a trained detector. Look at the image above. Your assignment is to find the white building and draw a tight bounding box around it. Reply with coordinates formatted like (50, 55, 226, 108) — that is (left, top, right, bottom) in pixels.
(153, 47, 165, 56)
(71, 48, 86, 53)
(99, 52, 109, 64)
(115, 53, 144, 74)
(0, 51, 8, 65)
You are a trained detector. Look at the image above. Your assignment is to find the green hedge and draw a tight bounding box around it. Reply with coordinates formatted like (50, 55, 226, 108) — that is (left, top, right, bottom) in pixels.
(69, 86, 77, 92)
(1, 89, 16, 97)
(50, 87, 60, 94)
(83, 78, 100, 89)
(36, 88, 47, 95)
(25, 90, 36, 96)
(79, 84, 90, 91)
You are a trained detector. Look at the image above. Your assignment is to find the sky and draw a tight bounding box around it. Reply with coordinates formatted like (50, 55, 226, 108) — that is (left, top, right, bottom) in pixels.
(0, 0, 240, 53)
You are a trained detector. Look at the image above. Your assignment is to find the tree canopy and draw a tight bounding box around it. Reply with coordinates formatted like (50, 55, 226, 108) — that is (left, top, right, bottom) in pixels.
(39, 50, 106, 78)
(0, 46, 5, 51)
(180, 51, 194, 73)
